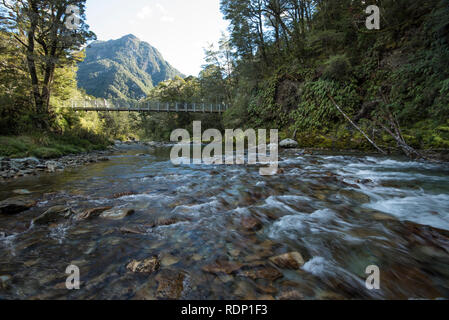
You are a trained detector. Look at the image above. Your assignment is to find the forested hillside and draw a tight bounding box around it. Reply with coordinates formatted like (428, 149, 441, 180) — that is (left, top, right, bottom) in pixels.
(216, 0, 449, 153)
(77, 34, 184, 100)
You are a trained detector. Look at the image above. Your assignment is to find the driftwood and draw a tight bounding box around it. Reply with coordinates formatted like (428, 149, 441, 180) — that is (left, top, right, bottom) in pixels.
(377, 91, 426, 159)
(328, 94, 387, 155)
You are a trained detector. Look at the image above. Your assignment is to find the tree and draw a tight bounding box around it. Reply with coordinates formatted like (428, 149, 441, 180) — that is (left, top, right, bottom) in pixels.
(0, 0, 95, 127)
(203, 33, 235, 103)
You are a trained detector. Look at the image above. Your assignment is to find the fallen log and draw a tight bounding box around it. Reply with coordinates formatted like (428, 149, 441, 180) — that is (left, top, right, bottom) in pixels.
(328, 94, 387, 155)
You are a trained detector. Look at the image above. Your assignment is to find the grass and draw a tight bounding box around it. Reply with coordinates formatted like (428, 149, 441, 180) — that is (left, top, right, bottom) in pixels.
(0, 131, 111, 159)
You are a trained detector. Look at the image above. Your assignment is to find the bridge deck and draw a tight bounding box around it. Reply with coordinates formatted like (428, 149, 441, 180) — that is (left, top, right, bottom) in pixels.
(68, 101, 228, 114)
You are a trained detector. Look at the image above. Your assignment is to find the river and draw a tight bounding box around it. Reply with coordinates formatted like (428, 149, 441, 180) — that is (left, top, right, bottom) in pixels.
(1, 144, 449, 299)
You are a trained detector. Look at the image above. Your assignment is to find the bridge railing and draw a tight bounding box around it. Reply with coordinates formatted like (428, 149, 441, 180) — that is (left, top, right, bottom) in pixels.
(68, 100, 228, 113)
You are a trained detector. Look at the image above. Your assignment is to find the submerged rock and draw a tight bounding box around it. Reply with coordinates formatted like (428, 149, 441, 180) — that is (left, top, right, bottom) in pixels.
(241, 216, 263, 232)
(278, 290, 304, 300)
(155, 270, 185, 300)
(77, 206, 113, 220)
(0, 197, 36, 215)
(0, 275, 12, 289)
(279, 139, 299, 149)
(111, 192, 135, 199)
(147, 218, 182, 228)
(101, 208, 135, 220)
(126, 256, 160, 274)
(13, 189, 31, 195)
(339, 189, 371, 203)
(202, 260, 243, 275)
(33, 206, 73, 225)
(161, 255, 180, 267)
(269, 252, 305, 269)
(119, 226, 147, 235)
(240, 266, 283, 281)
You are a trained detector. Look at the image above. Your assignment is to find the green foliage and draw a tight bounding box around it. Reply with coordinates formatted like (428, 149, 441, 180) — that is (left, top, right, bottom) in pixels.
(139, 76, 224, 141)
(323, 55, 352, 81)
(291, 79, 361, 131)
(0, 131, 109, 159)
(216, 0, 449, 151)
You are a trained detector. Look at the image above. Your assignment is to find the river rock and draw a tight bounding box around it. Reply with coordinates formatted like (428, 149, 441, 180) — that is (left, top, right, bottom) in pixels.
(241, 216, 263, 231)
(372, 212, 397, 221)
(45, 161, 61, 172)
(340, 189, 371, 203)
(161, 255, 180, 267)
(278, 290, 304, 300)
(0, 275, 12, 290)
(100, 208, 135, 220)
(202, 260, 243, 275)
(240, 266, 283, 281)
(13, 189, 31, 195)
(33, 206, 73, 225)
(111, 191, 136, 199)
(279, 139, 299, 149)
(126, 256, 160, 274)
(269, 252, 305, 269)
(155, 270, 185, 300)
(119, 226, 147, 235)
(0, 197, 36, 215)
(77, 206, 113, 220)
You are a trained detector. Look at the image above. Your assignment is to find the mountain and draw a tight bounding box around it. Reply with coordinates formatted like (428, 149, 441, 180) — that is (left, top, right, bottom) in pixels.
(77, 34, 184, 100)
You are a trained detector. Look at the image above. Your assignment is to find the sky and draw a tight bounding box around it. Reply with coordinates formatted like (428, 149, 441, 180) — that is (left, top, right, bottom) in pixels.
(85, 0, 229, 77)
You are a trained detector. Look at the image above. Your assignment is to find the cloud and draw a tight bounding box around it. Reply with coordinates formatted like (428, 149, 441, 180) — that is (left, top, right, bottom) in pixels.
(137, 6, 153, 20)
(155, 3, 174, 23)
(161, 15, 175, 23)
(156, 3, 167, 14)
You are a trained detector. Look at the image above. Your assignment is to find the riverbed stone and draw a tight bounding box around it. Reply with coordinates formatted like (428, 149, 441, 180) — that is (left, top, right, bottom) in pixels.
(278, 290, 304, 300)
(241, 216, 263, 232)
(0, 275, 12, 289)
(126, 256, 160, 274)
(279, 139, 299, 149)
(101, 208, 135, 220)
(77, 206, 113, 220)
(202, 260, 243, 275)
(269, 252, 305, 269)
(111, 191, 135, 199)
(119, 226, 146, 235)
(0, 197, 36, 215)
(155, 270, 185, 300)
(372, 212, 397, 221)
(33, 206, 73, 225)
(240, 266, 283, 281)
(155, 269, 186, 300)
(339, 189, 371, 203)
(13, 189, 31, 195)
(161, 255, 180, 267)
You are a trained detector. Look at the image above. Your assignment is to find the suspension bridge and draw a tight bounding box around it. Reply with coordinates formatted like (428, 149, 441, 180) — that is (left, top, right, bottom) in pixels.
(67, 100, 229, 114)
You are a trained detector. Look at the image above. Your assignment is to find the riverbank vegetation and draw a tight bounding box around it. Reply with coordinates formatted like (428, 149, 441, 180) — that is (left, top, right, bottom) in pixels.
(214, 0, 449, 155)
